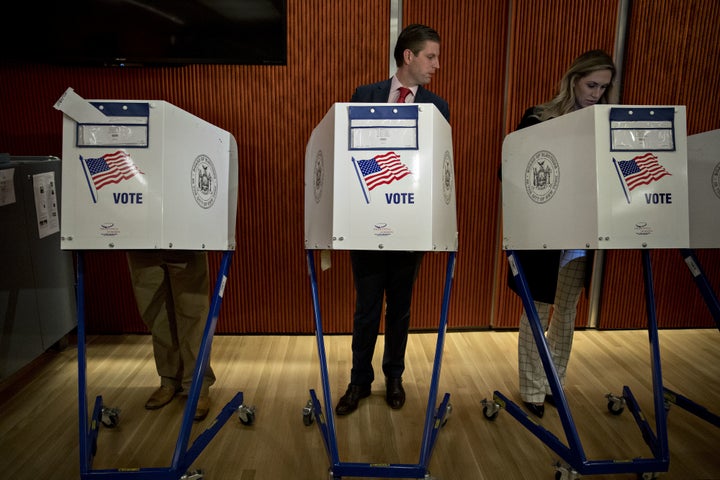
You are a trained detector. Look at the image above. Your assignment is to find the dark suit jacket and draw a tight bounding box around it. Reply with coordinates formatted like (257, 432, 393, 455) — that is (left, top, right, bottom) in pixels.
(350, 79, 450, 122)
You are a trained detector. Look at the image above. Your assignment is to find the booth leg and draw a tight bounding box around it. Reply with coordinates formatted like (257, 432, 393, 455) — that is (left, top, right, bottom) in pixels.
(76, 250, 246, 479)
(171, 250, 244, 472)
(305, 250, 341, 466)
(485, 250, 670, 476)
(305, 250, 455, 478)
(657, 250, 720, 428)
(76, 251, 93, 474)
(680, 249, 720, 330)
(504, 250, 586, 459)
(418, 252, 455, 467)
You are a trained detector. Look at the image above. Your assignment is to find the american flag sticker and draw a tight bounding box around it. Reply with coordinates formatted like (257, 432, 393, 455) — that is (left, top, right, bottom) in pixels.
(352, 151, 411, 203)
(81, 150, 144, 203)
(613, 153, 671, 204)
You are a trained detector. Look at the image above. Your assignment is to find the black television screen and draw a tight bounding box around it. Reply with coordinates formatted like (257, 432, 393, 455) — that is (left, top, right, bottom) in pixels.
(1, 0, 286, 66)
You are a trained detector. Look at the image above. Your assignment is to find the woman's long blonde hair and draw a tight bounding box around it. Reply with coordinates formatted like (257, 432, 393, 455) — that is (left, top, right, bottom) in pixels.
(534, 50, 616, 121)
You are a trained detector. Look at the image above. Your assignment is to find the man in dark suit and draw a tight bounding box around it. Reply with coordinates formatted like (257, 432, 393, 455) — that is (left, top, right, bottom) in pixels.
(335, 24, 450, 416)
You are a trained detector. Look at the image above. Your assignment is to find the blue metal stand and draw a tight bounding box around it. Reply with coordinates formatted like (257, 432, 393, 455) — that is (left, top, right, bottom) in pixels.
(304, 250, 456, 479)
(661, 249, 720, 428)
(679, 249, 720, 330)
(486, 250, 669, 477)
(77, 250, 247, 480)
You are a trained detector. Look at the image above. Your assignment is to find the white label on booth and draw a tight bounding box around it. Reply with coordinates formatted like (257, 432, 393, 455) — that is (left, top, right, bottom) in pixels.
(610, 108, 675, 151)
(348, 105, 418, 150)
(77, 124, 149, 147)
(77, 102, 150, 148)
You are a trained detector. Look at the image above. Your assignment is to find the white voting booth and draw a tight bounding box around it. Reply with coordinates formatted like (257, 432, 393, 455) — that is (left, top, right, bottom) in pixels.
(53, 88, 248, 480)
(54, 88, 238, 251)
(502, 105, 689, 250)
(303, 102, 457, 479)
(494, 104, 689, 478)
(687, 129, 720, 249)
(305, 102, 457, 252)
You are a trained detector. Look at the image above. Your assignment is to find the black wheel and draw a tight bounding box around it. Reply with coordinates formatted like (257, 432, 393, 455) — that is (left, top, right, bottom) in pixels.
(607, 400, 624, 415)
(101, 409, 119, 428)
(483, 405, 499, 421)
(239, 411, 255, 426)
(303, 411, 314, 426)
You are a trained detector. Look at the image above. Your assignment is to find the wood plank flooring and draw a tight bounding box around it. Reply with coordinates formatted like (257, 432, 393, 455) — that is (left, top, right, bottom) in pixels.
(0, 329, 718, 480)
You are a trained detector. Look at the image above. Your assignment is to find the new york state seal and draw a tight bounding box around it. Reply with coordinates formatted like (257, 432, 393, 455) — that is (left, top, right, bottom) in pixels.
(525, 150, 560, 204)
(191, 154, 218, 209)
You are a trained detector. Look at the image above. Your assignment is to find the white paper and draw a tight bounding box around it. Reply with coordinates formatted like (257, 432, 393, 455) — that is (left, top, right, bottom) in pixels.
(0, 168, 16, 206)
(33, 171, 60, 238)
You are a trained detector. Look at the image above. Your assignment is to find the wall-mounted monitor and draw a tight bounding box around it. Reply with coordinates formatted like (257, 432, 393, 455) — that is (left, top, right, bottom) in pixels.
(1, 0, 287, 67)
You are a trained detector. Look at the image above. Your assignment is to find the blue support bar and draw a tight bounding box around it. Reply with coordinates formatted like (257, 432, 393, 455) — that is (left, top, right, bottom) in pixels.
(640, 250, 670, 462)
(76, 250, 246, 480)
(305, 250, 455, 479)
(418, 253, 456, 466)
(492, 250, 670, 477)
(76, 251, 92, 475)
(171, 250, 234, 468)
(505, 250, 586, 459)
(679, 249, 720, 329)
(306, 251, 341, 466)
(660, 249, 720, 428)
(663, 387, 720, 428)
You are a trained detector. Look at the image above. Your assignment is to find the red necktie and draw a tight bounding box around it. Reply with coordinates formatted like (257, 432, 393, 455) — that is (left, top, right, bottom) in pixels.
(397, 87, 412, 103)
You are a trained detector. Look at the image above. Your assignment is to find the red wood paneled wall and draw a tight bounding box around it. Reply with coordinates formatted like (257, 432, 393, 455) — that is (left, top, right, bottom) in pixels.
(600, 0, 720, 328)
(1, 0, 718, 334)
(494, 0, 619, 328)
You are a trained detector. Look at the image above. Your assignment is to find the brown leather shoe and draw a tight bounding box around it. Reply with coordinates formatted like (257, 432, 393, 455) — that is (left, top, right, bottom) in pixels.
(385, 377, 405, 409)
(194, 395, 210, 421)
(145, 385, 178, 410)
(335, 384, 371, 415)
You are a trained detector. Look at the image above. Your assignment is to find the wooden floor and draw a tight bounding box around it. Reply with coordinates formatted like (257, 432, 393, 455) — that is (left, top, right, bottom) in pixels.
(1, 329, 719, 480)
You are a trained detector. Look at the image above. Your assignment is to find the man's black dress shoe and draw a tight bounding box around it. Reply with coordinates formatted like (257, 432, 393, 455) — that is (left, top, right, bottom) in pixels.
(523, 401, 544, 418)
(545, 394, 556, 407)
(335, 384, 371, 415)
(386, 377, 405, 409)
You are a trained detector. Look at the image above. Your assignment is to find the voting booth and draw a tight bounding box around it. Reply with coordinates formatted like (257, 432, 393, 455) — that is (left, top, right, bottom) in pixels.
(687, 129, 720, 249)
(305, 102, 457, 252)
(303, 102, 457, 479)
(54, 88, 238, 251)
(502, 105, 688, 250)
(669, 129, 720, 428)
(488, 105, 688, 478)
(53, 88, 249, 480)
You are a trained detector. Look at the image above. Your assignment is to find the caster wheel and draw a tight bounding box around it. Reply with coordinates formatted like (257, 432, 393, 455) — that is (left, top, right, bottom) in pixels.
(440, 403, 452, 427)
(302, 399, 314, 426)
(483, 405, 499, 421)
(101, 407, 120, 428)
(481, 398, 500, 421)
(303, 412, 314, 426)
(554, 462, 580, 480)
(237, 405, 256, 426)
(605, 393, 625, 415)
(607, 401, 624, 415)
(180, 469, 204, 480)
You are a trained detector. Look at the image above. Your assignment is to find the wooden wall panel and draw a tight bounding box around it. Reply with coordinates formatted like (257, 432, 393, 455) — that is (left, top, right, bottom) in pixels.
(599, 0, 720, 329)
(1, 0, 718, 334)
(402, 1, 510, 329)
(494, 0, 618, 328)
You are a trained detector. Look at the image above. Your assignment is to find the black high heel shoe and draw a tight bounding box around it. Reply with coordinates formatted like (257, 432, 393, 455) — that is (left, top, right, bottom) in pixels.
(523, 401, 545, 418)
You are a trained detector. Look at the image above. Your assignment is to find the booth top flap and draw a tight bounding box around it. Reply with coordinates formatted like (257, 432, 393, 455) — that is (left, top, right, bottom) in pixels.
(54, 88, 150, 125)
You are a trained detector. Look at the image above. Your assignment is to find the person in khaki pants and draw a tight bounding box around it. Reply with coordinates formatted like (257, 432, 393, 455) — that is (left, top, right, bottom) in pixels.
(127, 250, 215, 421)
